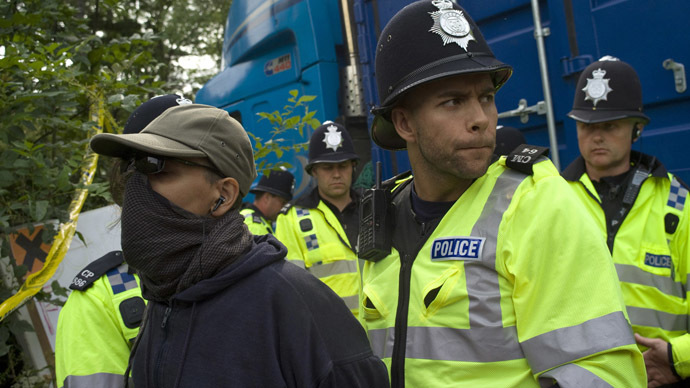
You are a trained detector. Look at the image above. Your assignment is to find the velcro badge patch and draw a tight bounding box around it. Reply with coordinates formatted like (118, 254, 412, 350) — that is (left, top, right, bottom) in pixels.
(431, 237, 485, 262)
(644, 253, 672, 269)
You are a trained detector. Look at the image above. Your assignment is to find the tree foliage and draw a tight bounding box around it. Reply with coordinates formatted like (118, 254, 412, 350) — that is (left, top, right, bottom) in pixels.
(253, 90, 319, 175)
(0, 0, 229, 385)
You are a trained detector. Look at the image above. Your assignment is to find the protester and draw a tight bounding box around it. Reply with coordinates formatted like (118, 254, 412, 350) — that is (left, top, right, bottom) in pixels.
(55, 94, 191, 388)
(89, 104, 389, 387)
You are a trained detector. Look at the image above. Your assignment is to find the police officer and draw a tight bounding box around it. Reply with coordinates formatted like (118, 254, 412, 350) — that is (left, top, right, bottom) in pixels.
(275, 121, 361, 316)
(360, 1, 645, 387)
(240, 168, 295, 235)
(562, 56, 690, 388)
(55, 94, 191, 388)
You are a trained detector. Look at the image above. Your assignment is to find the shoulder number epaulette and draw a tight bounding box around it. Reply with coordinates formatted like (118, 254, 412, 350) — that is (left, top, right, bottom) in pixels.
(505, 144, 550, 175)
(69, 250, 125, 291)
(279, 202, 293, 215)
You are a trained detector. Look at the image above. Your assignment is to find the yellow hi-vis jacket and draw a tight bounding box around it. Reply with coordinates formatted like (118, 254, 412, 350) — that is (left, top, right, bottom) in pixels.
(240, 205, 274, 235)
(563, 152, 690, 377)
(275, 190, 360, 316)
(360, 156, 645, 387)
(56, 251, 145, 388)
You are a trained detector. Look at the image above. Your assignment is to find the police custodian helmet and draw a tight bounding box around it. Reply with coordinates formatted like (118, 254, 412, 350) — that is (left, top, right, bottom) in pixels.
(568, 56, 650, 124)
(371, 0, 513, 150)
(250, 167, 296, 201)
(305, 121, 359, 174)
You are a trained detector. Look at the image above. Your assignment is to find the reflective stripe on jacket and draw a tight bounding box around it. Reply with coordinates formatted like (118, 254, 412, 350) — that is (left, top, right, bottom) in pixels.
(276, 201, 360, 316)
(240, 207, 273, 235)
(361, 158, 645, 387)
(56, 262, 144, 388)
(564, 154, 690, 377)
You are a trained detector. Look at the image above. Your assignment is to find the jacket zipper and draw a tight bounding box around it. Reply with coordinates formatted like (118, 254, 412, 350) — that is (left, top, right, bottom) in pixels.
(390, 221, 431, 388)
(390, 252, 413, 388)
(153, 305, 172, 387)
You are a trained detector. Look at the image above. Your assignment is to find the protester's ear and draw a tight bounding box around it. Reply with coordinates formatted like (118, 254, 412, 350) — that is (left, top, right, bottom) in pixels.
(211, 177, 240, 216)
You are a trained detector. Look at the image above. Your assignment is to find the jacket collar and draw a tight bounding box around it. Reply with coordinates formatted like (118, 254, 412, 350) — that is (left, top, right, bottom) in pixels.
(294, 186, 360, 210)
(241, 202, 267, 219)
(561, 150, 667, 182)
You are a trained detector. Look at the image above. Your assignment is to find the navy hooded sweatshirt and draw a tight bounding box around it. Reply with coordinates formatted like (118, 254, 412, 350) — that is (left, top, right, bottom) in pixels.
(130, 234, 389, 388)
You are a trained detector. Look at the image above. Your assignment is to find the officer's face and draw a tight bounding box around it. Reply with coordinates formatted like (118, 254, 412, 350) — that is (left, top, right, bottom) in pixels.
(392, 73, 497, 185)
(576, 118, 636, 180)
(146, 157, 222, 216)
(263, 193, 288, 221)
(311, 161, 354, 202)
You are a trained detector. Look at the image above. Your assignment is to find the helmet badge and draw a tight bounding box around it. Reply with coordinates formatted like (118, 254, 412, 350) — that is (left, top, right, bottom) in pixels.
(429, 0, 475, 49)
(582, 68, 613, 107)
(323, 124, 343, 151)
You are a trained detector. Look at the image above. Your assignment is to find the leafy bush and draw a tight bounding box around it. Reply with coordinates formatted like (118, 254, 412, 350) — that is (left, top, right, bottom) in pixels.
(0, 0, 164, 385)
(253, 90, 320, 175)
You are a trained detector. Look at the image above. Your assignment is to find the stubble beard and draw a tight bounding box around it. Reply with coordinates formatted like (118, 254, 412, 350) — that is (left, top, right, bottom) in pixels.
(417, 136, 492, 182)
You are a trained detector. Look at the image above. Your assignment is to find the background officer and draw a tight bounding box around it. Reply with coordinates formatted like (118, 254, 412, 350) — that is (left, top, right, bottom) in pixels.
(55, 94, 190, 388)
(275, 121, 361, 316)
(562, 56, 690, 388)
(240, 168, 295, 235)
(360, 1, 645, 387)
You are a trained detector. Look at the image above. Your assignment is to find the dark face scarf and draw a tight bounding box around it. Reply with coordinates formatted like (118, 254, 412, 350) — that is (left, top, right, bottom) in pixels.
(121, 172, 253, 302)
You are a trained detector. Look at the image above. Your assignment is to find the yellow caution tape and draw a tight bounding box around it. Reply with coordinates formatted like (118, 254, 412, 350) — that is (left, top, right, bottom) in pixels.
(0, 96, 104, 321)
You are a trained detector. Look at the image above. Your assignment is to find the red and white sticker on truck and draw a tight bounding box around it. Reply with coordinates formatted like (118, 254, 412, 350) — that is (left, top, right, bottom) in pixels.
(264, 54, 292, 76)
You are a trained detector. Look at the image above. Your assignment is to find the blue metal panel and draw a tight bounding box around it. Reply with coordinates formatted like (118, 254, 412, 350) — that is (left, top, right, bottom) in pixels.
(462, 0, 690, 182)
(202, 0, 690, 187)
(358, 0, 416, 179)
(197, 0, 345, 199)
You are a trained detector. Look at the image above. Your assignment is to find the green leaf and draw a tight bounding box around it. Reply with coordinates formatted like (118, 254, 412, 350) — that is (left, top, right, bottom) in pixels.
(283, 116, 300, 129)
(34, 200, 49, 221)
(107, 94, 125, 104)
(51, 280, 69, 298)
(74, 230, 87, 247)
(0, 326, 9, 344)
(0, 171, 12, 188)
(0, 340, 8, 357)
(308, 118, 322, 130)
(13, 159, 31, 169)
(297, 95, 317, 104)
(303, 110, 316, 121)
(8, 318, 34, 335)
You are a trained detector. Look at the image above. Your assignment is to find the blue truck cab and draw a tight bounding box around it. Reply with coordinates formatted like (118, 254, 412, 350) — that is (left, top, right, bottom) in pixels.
(197, 0, 690, 196)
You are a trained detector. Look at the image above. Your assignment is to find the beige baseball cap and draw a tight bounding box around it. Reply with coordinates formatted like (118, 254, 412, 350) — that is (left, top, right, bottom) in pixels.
(90, 104, 257, 197)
